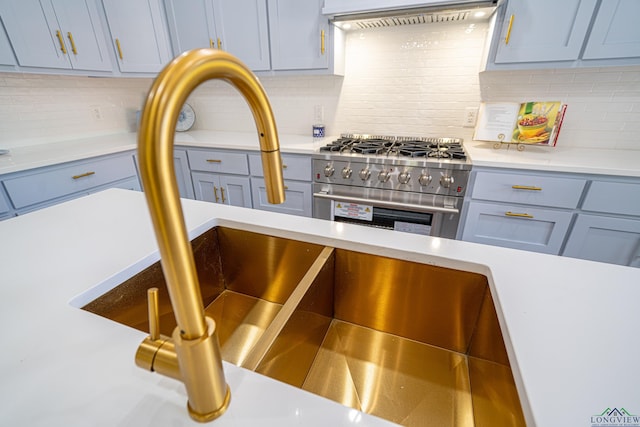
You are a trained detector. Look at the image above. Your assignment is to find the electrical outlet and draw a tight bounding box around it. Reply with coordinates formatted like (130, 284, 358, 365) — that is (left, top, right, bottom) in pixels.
(463, 107, 478, 128)
(92, 107, 102, 121)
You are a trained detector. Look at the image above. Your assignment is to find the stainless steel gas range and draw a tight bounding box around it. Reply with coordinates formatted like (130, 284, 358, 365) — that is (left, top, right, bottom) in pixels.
(312, 134, 471, 239)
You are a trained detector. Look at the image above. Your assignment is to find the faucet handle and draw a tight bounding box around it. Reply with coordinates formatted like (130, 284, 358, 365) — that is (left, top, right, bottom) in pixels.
(147, 287, 160, 340)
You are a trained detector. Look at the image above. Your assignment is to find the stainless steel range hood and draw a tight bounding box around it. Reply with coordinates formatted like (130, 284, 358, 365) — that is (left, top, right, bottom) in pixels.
(323, 0, 498, 29)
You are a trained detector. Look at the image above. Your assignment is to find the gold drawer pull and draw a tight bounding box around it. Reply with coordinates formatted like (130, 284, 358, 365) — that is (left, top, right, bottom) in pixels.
(72, 171, 95, 179)
(220, 187, 226, 203)
(512, 185, 542, 191)
(115, 38, 123, 60)
(213, 186, 220, 203)
(206, 159, 222, 163)
(505, 14, 514, 44)
(320, 30, 325, 54)
(217, 38, 222, 49)
(282, 164, 287, 169)
(56, 30, 67, 54)
(505, 211, 533, 219)
(209, 38, 214, 49)
(284, 185, 288, 190)
(67, 31, 78, 55)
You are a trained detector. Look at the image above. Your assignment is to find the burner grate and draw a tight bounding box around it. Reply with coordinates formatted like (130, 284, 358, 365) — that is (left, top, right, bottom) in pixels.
(320, 134, 467, 160)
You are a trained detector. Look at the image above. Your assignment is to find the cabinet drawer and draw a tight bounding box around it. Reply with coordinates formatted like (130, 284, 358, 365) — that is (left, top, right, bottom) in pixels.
(563, 214, 640, 267)
(187, 149, 249, 175)
(251, 177, 312, 217)
(472, 171, 586, 208)
(582, 181, 640, 216)
(249, 153, 311, 181)
(3, 154, 137, 209)
(461, 201, 573, 254)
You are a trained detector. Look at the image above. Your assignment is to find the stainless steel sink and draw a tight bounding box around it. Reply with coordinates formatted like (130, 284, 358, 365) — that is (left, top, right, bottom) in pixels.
(82, 226, 525, 426)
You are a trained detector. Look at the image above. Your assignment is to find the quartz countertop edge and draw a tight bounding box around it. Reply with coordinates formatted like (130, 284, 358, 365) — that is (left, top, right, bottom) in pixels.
(1, 188, 639, 426)
(2, 131, 640, 177)
(0, 131, 331, 175)
(466, 140, 640, 177)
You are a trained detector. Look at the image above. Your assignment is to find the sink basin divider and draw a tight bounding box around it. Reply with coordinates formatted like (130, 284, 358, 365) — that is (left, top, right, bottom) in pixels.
(241, 246, 335, 372)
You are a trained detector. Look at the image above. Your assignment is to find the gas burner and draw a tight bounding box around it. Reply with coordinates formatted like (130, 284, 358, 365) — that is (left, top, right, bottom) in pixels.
(318, 134, 468, 161)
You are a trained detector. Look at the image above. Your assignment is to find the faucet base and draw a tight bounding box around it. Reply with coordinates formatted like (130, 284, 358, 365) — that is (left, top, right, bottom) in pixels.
(173, 317, 230, 422)
(188, 386, 231, 423)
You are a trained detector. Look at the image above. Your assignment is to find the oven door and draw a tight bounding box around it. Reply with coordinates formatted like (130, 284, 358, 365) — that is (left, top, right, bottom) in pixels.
(313, 184, 462, 239)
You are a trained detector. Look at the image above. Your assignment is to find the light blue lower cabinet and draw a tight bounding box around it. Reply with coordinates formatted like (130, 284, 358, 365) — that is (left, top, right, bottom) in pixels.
(172, 150, 195, 199)
(1, 152, 139, 218)
(563, 214, 640, 267)
(0, 190, 10, 216)
(250, 177, 312, 217)
(461, 201, 573, 255)
(192, 171, 252, 208)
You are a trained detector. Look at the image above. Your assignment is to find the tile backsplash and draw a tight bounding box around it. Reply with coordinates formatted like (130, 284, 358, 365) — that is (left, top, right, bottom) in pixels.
(0, 73, 150, 147)
(1, 20, 639, 150)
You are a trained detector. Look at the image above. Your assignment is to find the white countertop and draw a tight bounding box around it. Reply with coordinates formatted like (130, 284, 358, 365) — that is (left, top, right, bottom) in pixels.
(1, 188, 639, 426)
(0, 131, 329, 176)
(2, 131, 639, 178)
(466, 140, 640, 177)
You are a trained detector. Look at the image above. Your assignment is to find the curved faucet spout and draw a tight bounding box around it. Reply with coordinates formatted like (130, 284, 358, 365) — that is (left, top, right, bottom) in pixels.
(136, 49, 285, 422)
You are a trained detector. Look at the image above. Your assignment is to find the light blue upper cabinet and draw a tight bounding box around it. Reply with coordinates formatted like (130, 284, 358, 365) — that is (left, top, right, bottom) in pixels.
(582, 0, 640, 60)
(164, 0, 270, 71)
(0, 0, 112, 71)
(0, 19, 16, 66)
(164, 0, 215, 52)
(212, 0, 270, 71)
(267, 0, 330, 71)
(493, 0, 598, 64)
(102, 0, 172, 73)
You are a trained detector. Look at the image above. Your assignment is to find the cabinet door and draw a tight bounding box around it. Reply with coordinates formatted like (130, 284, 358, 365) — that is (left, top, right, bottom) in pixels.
(219, 175, 252, 208)
(164, 0, 216, 53)
(0, 0, 111, 71)
(251, 177, 312, 217)
(174, 150, 195, 199)
(461, 201, 573, 255)
(102, 0, 172, 73)
(0, 0, 71, 69)
(0, 18, 16, 66)
(494, 0, 598, 63)
(192, 172, 251, 207)
(51, 0, 112, 71)
(267, 0, 328, 70)
(0, 189, 10, 215)
(563, 214, 640, 267)
(583, 0, 640, 60)
(213, 0, 270, 71)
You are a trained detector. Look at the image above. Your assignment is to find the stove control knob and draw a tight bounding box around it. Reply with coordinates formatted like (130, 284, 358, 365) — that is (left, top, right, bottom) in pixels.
(418, 174, 433, 186)
(342, 166, 353, 179)
(324, 164, 335, 177)
(359, 168, 371, 181)
(440, 175, 454, 188)
(398, 171, 411, 184)
(378, 170, 391, 183)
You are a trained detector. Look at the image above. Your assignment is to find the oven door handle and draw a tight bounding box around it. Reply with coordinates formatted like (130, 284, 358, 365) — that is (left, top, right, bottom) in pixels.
(313, 192, 459, 214)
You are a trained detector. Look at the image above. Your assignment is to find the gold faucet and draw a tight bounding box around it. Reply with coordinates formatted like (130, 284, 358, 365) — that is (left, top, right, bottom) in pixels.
(135, 49, 285, 422)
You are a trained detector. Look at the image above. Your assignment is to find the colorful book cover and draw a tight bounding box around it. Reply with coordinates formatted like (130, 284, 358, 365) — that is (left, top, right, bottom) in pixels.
(474, 101, 567, 146)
